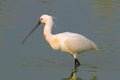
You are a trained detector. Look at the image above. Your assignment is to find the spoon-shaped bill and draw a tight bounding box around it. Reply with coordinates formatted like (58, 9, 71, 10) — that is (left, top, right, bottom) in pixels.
(21, 21, 41, 45)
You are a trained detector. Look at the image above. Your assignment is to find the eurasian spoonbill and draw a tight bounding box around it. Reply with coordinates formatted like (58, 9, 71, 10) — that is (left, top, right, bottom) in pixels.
(22, 14, 99, 68)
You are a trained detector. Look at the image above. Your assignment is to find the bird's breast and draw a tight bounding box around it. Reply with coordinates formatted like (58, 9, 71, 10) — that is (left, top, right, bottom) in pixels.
(49, 37, 60, 50)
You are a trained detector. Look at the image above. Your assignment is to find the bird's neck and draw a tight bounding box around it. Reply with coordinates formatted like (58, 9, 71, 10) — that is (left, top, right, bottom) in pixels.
(44, 20, 54, 42)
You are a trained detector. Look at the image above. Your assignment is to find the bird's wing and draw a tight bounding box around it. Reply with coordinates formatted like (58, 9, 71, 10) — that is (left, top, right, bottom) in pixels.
(64, 35, 97, 53)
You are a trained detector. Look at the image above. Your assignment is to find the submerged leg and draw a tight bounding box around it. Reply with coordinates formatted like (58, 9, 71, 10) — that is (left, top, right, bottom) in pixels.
(75, 58, 80, 68)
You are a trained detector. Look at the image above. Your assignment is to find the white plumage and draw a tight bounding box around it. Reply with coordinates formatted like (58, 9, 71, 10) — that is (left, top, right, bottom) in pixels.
(22, 14, 99, 68)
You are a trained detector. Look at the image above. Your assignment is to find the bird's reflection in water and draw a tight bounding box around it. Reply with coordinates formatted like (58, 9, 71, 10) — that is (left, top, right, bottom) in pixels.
(62, 67, 98, 80)
(62, 68, 82, 80)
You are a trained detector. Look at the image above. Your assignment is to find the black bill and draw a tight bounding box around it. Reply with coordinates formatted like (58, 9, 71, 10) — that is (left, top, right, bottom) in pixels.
(21, 21, 41, 45)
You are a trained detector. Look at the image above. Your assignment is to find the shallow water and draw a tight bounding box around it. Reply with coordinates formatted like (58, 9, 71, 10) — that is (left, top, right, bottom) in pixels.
(0, 0, 120, 80)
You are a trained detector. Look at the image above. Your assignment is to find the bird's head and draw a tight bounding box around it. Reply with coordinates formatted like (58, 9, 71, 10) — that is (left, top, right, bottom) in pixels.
(39, 14, 53, 24)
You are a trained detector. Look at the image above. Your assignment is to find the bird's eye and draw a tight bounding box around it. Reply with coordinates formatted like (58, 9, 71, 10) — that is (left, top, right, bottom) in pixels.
(40, 18, 43, 20)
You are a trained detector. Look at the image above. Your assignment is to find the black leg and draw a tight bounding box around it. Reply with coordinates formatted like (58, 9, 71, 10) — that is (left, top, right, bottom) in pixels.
(75, 59, 80, 68)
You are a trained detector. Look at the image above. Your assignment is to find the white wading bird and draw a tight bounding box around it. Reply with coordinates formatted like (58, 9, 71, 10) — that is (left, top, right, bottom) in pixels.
(22, 14, 99, 68)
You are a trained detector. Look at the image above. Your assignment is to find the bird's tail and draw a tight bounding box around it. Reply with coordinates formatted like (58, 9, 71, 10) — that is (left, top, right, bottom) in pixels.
(91, 41, 100, 51)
